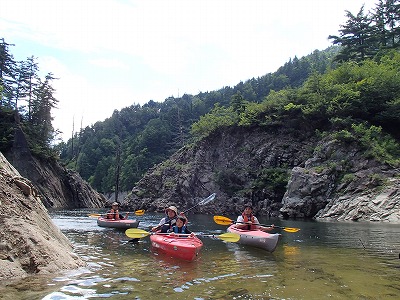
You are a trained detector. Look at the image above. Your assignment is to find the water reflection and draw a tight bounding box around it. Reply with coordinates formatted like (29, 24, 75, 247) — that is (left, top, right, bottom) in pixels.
(0, 210, 399, 299)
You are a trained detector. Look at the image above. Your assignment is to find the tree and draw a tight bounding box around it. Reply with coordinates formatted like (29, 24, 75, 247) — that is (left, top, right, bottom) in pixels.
(329, 5, 374, 62)
(231, 92, 247, 114)
(0, 38, 16, 107)
(30, 73, 59, 146)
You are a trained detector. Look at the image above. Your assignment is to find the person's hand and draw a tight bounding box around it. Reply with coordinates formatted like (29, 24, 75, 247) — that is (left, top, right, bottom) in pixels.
(189, 233, 195, 237)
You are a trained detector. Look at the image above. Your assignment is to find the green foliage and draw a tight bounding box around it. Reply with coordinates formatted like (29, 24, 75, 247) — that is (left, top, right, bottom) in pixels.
(333, 122, 400, 166)
(329, 1, 400, 62)
(191, 105, 239, 140)
(341, 173, 356, 185)
(252, 168, 289, 193)
(351, 123, 400, 166)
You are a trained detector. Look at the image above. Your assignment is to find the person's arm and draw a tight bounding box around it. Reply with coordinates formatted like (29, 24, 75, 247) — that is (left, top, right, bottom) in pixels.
(151, 218, 166, 232)
(260, 224, 274, 232)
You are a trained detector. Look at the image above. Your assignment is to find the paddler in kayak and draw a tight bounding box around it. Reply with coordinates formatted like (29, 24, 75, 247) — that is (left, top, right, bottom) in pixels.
(169, 215, 195, 237)
(106, 202, 129, 220)
(151, 205, 179, 233)
(235, 203, 274, 232)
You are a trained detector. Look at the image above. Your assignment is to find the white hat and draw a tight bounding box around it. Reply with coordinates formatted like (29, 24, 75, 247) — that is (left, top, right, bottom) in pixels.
(165, 206, 178, 214)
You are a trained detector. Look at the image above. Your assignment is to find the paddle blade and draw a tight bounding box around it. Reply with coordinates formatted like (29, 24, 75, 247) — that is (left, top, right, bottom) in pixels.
(217, 232, 240, 243)
(282, 227, 300, 233)
(213, 215, 234, 226)
(135, 209, 145, 216)
(199, 193, 216, 206)
(125, 228, 151, 239)
(88, 214, 101, 218)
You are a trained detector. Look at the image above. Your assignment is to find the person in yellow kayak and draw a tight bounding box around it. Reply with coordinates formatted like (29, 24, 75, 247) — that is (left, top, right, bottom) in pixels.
(107, 202, 129, 220)
(235, 203, 274, 232)
(151, 205, 179, 233)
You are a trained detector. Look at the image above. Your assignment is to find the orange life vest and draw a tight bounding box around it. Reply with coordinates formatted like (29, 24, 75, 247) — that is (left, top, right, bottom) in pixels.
(242, 213, 257, 230)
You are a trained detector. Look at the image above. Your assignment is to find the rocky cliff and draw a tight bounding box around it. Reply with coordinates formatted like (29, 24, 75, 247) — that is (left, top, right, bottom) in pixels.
(0, 152, 85, 280)
(4, 126, 106, 209)
(125, 125, 400, 223)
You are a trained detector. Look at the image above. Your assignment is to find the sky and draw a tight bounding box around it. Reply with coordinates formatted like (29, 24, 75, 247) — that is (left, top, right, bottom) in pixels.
(1, 0, 377, 142)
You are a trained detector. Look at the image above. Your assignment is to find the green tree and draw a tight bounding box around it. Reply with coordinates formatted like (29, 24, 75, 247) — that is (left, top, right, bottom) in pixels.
(30, 73, 59, 146)
(329, 5, 374, 62)
(0, 38, 16, 107)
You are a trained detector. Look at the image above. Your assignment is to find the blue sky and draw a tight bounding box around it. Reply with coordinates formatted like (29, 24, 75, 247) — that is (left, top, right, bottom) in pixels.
(1, 0, 376, 142)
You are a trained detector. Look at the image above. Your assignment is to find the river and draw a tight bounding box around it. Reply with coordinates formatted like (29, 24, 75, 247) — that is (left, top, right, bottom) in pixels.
(1, 209, 399, 299)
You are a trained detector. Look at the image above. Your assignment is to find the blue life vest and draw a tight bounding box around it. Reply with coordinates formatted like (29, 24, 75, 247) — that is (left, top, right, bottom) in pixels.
(173, 225, 189, 234)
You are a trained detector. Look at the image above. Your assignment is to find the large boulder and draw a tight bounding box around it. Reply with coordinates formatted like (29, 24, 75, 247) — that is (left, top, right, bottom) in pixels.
(0, 152, 85, 280)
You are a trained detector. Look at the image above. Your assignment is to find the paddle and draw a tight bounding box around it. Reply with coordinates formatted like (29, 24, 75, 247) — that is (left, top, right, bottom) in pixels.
(150, 193, 217, 231)
(88, 209, 145, 218)
(183, 193, 216, 213)
(213, 215, 301, 233)
(125, 228, 240, 242)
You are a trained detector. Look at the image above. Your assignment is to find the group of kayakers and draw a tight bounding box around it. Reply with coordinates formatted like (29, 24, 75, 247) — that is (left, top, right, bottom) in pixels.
(106, 201, 273, 234)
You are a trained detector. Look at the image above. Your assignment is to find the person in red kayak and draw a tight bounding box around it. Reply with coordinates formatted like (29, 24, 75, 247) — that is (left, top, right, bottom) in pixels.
(106, 202, 129, 220)
(151, 205, 179, 233)
(169, 215, 194, 237)
(235, 203, 274, 232)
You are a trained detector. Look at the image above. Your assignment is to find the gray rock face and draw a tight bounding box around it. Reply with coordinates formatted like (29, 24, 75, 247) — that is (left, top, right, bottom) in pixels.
(125, 126, 399, 223)
(5, 126, 106, 208)
(0, 152, 85, 280)
(280, 139, 400, 222)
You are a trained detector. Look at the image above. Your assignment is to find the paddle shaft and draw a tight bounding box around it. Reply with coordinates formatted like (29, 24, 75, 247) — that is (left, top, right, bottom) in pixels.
(125, 228, 239, 242)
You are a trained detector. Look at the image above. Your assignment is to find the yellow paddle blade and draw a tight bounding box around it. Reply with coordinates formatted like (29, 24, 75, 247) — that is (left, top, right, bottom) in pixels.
(134, 209, 145, 216)
(217, 232, 240, 243)
(125, 228, 151, 239)
(282, 227, 300, 233)
(88, 213, 101, 218)
(213, 215, 234, 226)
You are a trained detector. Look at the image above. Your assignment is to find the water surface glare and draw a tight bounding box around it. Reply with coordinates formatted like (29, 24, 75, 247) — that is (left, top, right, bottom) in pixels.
(1, 209, 399, 299)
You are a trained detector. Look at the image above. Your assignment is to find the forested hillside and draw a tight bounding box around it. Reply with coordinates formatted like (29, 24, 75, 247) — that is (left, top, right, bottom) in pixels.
(57, 47, 338, 194)
(1, 0, 399, 200)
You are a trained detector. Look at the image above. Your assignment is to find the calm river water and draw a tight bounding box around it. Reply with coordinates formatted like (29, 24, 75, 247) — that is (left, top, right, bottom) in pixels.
(1, 209, 399, 299)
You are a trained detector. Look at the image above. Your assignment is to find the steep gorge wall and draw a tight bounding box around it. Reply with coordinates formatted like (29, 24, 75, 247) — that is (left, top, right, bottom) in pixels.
(5, 126, 106, 209)
(125, 126, 400, 223)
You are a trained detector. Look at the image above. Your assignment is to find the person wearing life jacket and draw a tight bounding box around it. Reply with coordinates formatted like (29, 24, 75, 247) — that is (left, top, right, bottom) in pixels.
(235, 203, 274, 232)
(169, 216, 194, 237)
(106, 202, 129, 220)
(151, 205, 179, 233)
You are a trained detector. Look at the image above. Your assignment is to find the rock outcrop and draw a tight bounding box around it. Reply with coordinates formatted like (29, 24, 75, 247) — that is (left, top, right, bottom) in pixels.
(0, 152, 85, 280)
(280, 139, 400, 222)
(125, 126, 400, 223)
(4, 126, 106, 208)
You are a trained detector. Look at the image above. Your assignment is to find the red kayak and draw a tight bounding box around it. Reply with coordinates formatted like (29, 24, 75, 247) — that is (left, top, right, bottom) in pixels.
(227, 225, 280, 252)
(150, 233, 203, 261)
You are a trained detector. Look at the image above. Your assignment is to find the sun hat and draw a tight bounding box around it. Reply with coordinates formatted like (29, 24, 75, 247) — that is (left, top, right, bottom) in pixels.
(112, 202, 119, 206)
(165, 205, 178, 215)
(244, 203, 253, 209)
